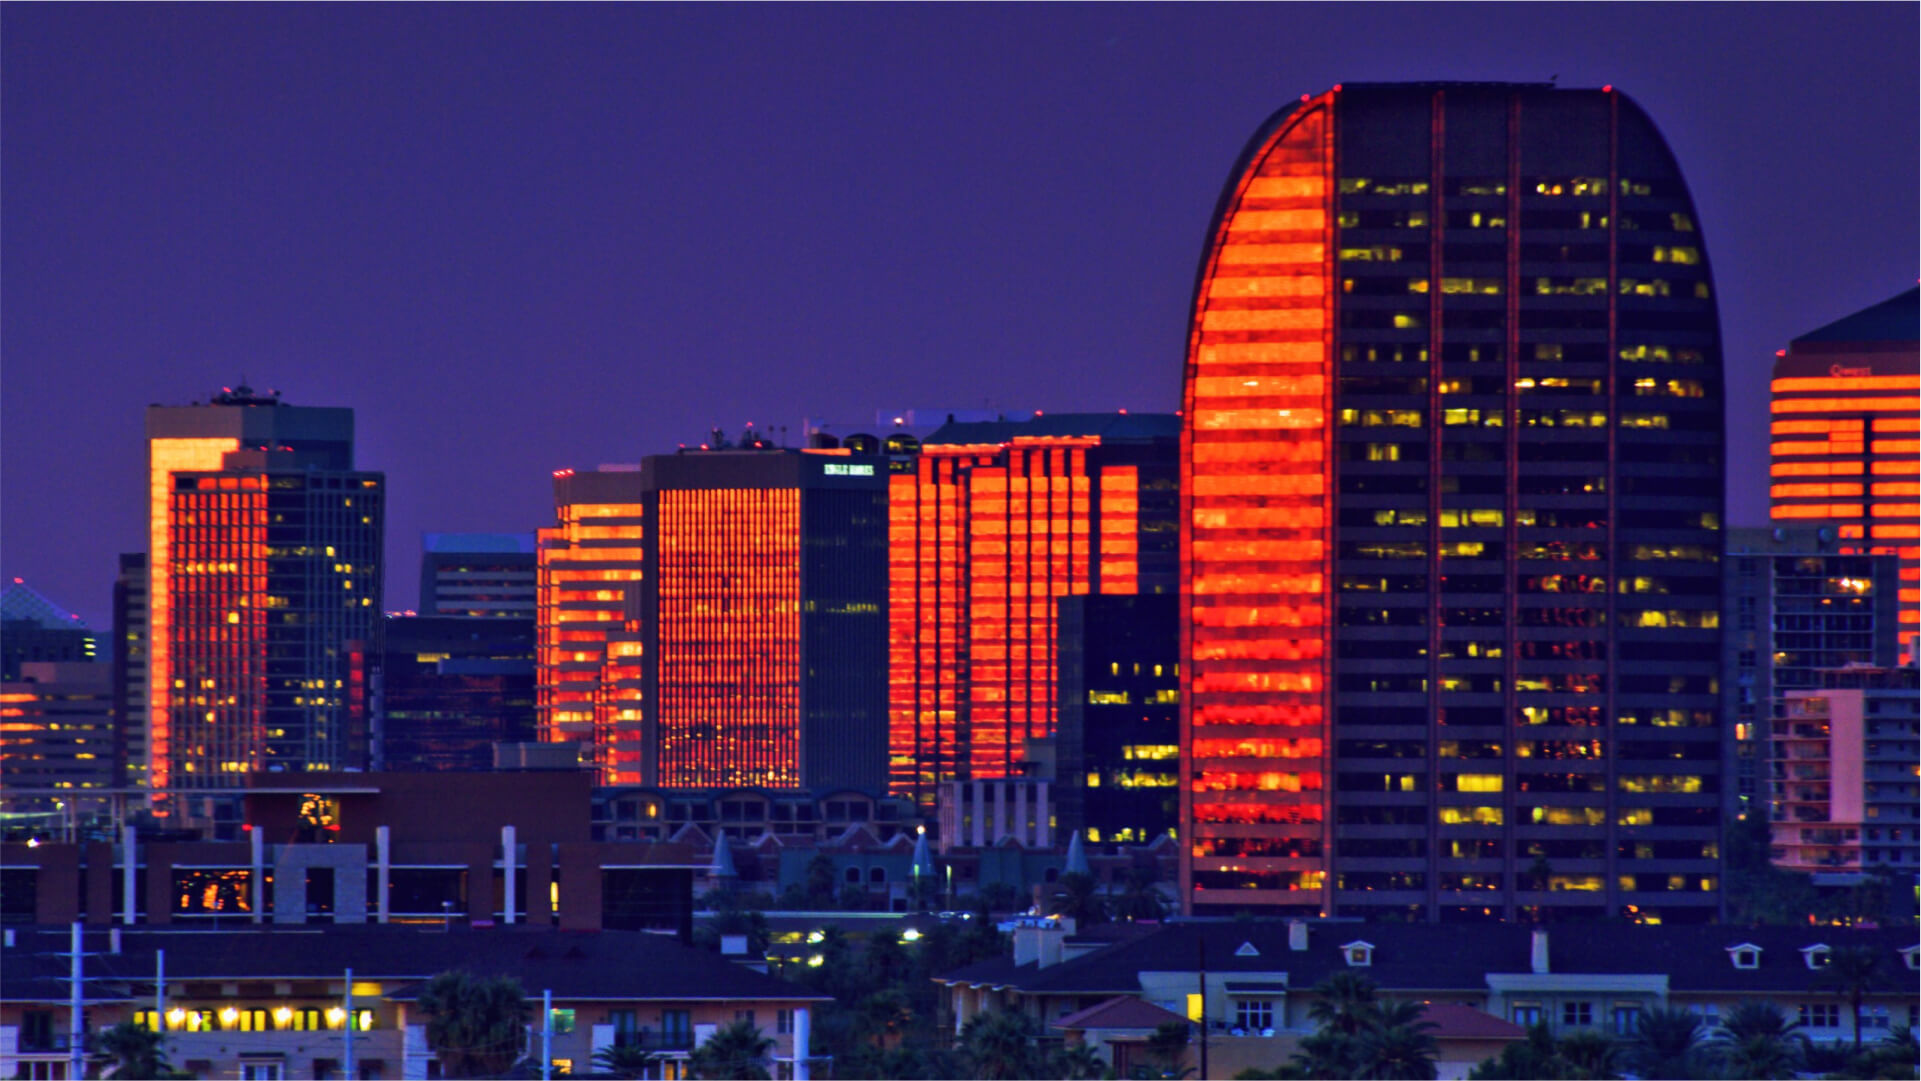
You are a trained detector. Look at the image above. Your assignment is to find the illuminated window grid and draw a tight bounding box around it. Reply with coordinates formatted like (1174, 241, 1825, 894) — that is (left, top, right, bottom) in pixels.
(886, 439, 1138, 804)
(535, 500, 646, 783)
(886, 455, 976, 804)
(1770, 373, 1921, 634)
(1180, 94, 1333, 910)
(966, 439, 1101, 782)
(655, 488, 803, 788)
(167, 478, 271, 782)
(148, 437, 239, 790)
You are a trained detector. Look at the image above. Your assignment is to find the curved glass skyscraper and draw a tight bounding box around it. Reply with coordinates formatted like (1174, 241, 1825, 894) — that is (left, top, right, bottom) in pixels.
(1180, 83, 1724, 923)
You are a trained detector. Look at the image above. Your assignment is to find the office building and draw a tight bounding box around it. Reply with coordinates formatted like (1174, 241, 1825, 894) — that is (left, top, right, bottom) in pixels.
(1056, 592, 1180, 844)
(0, 580, 97, 680)
(418, 532, 537, 618)
(0, 661, 116, 798)
(374, 615, 536, 771)
(1768, 287, 1920, 656)
(1180, 83, 1724, 922)
(147, 386, 382, 791)
(887, 413, 1178, 810)
(111, 553, 149, 789)
(539, 451, 888, 791)
(1774, 664, 1919, 877)
(1722, 527, 1900, 820)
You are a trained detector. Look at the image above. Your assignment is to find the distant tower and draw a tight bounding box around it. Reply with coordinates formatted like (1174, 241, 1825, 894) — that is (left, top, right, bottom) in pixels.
(419, 532, 538, 618)
(1180, 84, 1725, 923)
(146, 386, 382, 791)
(539, 450, 889, 790)
(1768, 287, 1920, 658)
(886, 413, 1178, 810)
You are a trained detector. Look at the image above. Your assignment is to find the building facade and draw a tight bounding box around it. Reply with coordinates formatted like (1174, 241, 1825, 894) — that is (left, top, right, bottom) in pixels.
(111, 554, 149, 790)
(887, 414, 1177, 810)
(373, 616, 536, 772)
(1721, 527, 1900, 821)
(1179, 83, 1725, 922)
(1768, 288, 1920, 657)
(0, 662, 116, 801)
(417, 532, 537, 619)
(1774, 664, 1920, 878)
(0, 581, 97, 681)
(1056, 592, 1181, 844)
(539, 451, 888, 791)
(146, 387, 379, 794)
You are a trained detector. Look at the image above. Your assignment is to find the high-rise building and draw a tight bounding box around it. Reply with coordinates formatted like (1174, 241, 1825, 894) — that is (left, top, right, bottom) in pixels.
(1180, 83, 1725, 922)
(1774, 664, 1919, 878)
(146, 386, 382, 790)
(1056, 592, 1180, 844)
(538, 466, 649, 783)
(539, 451, 888, 790)
(1722, 527, 1900, 821)
(886, 413, 1177, 810)
(1, 661, 117, 799)
(112, 553, 149, 789)
(374, 615, 536, 771)
(0, 579, 98, 680)
(1768, 288, 1920, 657)
(418, 532, 538, 619)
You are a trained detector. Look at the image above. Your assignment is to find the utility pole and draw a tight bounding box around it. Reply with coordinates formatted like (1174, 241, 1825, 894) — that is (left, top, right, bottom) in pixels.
(1196, 933, 1208, 1081)
(541, 989, 553, 1081)
(343, 967, 355, 1080)
(69, 923, 85, 1081)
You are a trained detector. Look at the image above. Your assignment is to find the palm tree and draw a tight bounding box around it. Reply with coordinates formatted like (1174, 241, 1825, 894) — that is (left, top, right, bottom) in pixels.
(1145, 1019, 1194, 1078)
(1307, 971, 1380, 1037)
(1051, 872, 1108, 926)
(91, 1020, 171, 1080)
(1354, 1002, 1438, 1080)
(592, 1041, 658, 1079)
(1550, 1028, 1620, 1080)
(854, 987, 915, 1051)
(1052, 1041, 1107, 1080)
(960, 1009, 1045, 1080)
(1710, 999, 1805, 1080)
(416, 970, 531, 1079)
(1620, 1006, 1707, 1081)
(690, 1018, 775, 1081)
(1820, 944, 1889, 1053)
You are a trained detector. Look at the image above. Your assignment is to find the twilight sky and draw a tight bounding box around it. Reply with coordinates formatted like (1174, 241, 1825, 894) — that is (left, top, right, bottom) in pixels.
(4, 4, 1916, 631)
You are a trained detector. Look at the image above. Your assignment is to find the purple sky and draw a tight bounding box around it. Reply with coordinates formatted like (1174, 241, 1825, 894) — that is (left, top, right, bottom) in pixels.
(5, 4, 1917, 631)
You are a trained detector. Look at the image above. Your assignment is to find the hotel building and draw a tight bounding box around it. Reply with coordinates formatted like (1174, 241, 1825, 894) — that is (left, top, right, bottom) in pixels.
(1180, 83, 1724, 922)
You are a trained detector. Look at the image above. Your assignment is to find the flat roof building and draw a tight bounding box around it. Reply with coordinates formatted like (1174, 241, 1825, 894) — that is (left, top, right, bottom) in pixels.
(1768, 287, 1920, 659)
(540, 451, 888, 792)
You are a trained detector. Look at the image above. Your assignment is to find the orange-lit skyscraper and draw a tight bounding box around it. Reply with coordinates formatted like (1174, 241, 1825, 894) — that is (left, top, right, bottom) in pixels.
(1769, 287, 1921, 657)
(886, 413, 1177, 808)
(146, 387, 381, 791)
(539, 451, 888, 790)
(1181, 83, 1725, 922)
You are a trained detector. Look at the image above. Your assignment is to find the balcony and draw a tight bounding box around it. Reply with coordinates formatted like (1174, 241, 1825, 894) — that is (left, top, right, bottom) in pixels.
(617, 1029, 694, 1053)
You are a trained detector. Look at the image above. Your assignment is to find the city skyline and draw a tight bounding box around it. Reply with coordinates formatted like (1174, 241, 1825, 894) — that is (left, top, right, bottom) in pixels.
(4, 5, 1918, 628)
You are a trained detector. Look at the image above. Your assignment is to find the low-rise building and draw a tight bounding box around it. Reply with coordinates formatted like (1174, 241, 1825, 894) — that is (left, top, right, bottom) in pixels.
(936, 920, 1919, 1079)
(1, 924, 829, 1081)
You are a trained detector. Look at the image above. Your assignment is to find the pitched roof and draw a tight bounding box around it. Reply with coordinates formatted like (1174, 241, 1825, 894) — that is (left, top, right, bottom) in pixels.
(935, 921, 1917, 998)
(1419, 1003, 1526, 1041)
(1052, 995, 1188, 1032)
(1793, 287, 1920, 344)
(0, 926, 829, 1005)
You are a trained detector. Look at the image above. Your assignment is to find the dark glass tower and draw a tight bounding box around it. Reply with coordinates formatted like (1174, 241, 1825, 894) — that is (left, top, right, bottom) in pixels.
(1180, 83, 1724, 924)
